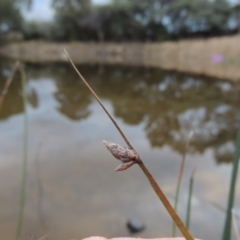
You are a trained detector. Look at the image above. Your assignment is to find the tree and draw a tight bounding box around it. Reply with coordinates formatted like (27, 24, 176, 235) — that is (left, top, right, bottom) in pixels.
(52, 0, 94, 41)
(1, 0, 31, 30)
(51, 0, 169, 41)
(49, 0, 234, 41)
(164, 0, 232, 37)
(231, 2, 240, 34)
(0, 0, 32, 42)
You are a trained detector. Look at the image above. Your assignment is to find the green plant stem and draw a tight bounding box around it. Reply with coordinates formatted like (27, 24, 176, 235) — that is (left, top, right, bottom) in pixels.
(64, 49, 195, 240)
(172, 158, 186, 237)
(222, 119, 240, 240)
(186, 176, 193, 228)
(186, 162, 197, 229)
(15, 66, 28, 240)
(172, 181, 181, 236)
(172, 131, 193, 237)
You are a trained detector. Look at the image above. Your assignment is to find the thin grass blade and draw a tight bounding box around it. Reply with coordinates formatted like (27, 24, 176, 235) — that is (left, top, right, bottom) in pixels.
(15, 66, 28, 240)
(222, 120, 240, 240)
(186, 161, 198, 229)
(172, 131, 194, 236)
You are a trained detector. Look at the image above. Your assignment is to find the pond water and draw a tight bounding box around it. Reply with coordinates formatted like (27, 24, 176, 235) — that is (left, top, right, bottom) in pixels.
(0, 60, 240, 240)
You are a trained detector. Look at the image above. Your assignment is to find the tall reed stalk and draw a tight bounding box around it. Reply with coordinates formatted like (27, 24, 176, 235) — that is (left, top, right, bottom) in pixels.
(64, 49, 195, 240)
(172, 131, 193, 236)
(186, 162, 198, 229)
(15, 66, 28, 240)
(222, 120, 240, 240)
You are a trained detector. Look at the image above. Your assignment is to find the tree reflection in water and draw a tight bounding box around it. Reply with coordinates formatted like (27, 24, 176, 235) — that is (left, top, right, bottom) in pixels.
(0, 60, 23, 119)
(1, 62, 239, 164)
(90, 66, 240, 164)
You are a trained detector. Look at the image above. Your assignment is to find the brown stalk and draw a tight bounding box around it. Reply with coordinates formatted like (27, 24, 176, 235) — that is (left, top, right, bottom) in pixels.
(63, 49, 195, 240)
(0, 61, 20, 110)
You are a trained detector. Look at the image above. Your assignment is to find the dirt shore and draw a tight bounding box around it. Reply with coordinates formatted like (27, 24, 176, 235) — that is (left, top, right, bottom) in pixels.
(1, 35, 240, 81)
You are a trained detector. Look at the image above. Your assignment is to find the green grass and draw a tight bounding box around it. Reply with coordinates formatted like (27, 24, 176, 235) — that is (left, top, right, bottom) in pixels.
(172, 131, 193, 237)
(222, 120, 240, 240)
(186, 164, 197, 229)
(15, 66, 28, 240)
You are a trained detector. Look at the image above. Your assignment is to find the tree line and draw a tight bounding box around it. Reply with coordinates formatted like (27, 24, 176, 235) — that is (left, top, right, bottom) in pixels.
(1, 0, 240, 42)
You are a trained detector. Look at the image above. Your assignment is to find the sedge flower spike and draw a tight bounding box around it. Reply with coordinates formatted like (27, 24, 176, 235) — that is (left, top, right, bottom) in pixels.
(103, 140, 140, 171)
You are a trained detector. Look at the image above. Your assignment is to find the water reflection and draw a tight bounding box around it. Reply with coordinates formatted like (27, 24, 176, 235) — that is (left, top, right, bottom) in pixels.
(54, 76, 92, 121)
(95, 67, 240, 164)
(1, 62, 240, 164)
(0, 61, 23, 120)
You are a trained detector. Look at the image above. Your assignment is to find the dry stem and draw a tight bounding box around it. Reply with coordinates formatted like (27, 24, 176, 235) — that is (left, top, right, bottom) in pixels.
(64, 49, 195, 240)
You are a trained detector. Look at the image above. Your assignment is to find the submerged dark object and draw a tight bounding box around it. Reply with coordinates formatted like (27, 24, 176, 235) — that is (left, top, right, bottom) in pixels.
(127, 217, 145, 233)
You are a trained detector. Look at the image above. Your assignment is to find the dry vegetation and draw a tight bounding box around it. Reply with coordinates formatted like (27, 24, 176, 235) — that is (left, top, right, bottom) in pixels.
(1, 35, 240, 81)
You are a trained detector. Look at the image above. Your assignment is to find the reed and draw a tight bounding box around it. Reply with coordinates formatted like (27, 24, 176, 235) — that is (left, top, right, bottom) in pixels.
(15, 65, 28, 240)
(221, 120, 240, 240)
(186, 161, 198, 229)
(64, 49, 195, 240)
(172, 131, 193, 236)
(2, 35, 240, 81)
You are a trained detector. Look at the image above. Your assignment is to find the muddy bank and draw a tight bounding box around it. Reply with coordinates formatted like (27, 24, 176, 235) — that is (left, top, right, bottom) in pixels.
(1, 35, 240, 81)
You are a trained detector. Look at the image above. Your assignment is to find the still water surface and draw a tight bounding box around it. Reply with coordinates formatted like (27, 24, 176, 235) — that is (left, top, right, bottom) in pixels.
(0, 61, 240, 240)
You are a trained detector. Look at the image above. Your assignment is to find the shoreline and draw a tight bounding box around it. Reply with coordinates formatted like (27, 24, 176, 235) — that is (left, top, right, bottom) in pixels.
(1, 35, 240, 81)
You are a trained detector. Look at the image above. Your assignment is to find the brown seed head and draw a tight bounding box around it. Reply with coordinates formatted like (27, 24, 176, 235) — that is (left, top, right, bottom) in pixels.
(114, 161, 135, 172)
(103, 140, 139, 163)
(103, 140, 140, 171)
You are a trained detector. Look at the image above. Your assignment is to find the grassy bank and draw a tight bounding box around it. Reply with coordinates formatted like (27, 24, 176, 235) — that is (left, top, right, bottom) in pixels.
(1, 35, 240, 81)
